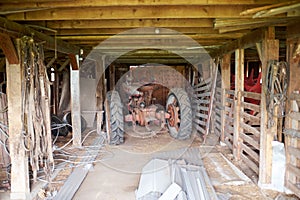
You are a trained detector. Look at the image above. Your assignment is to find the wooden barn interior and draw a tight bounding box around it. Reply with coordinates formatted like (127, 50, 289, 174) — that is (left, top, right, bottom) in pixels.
(0, 0, 300, 199)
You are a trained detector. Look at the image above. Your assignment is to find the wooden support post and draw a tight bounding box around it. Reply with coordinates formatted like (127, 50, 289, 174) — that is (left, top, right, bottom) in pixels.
(53, 72, 59, 115)
(202, 60, 211, 80)
(70, 55, 81, 146)
(109, 64, 115, 91)
(221, 53, 231, 142)
(259, 27, 279, 185)
(2, 36, 29, 199)
(7, 57, 30, 199)
(233, 49, 244, 160)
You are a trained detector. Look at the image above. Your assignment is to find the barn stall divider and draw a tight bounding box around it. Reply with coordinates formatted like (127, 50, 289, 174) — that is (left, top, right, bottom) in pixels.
(284, 95, 300, 197)
(193, 77, 211, 136)
(192, 59, 262, 178)
(239, 91, 261, 175)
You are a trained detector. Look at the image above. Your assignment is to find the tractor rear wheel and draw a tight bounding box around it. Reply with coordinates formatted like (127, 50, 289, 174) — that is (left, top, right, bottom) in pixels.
(105, 90, 124, 145)
(166, 88, 192, 139)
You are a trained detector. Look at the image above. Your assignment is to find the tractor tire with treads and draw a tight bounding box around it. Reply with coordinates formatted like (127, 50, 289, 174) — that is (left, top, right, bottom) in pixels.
(166, 88, 192, 140)
(105, 90, 124, 145)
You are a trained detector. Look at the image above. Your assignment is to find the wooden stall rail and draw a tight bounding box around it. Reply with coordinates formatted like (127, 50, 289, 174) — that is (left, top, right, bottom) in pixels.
(213, 87, 222, 137)
(193, 77, 211, 136)
(223, 88, 235, 150)
(285, 95, 300, 198)
(239, 91, 261, 175)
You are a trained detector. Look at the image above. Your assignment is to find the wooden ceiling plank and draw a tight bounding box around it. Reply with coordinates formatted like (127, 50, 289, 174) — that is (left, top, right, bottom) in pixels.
(216, 17, 300, 33)
(254, 3, 300, 18)
(66, 40, 227, 47)
(56, 33, 243, 40)
(214, 17, 300, 28)
(0, 0, 284, 13)
(6, 5, 256, 20)
(0, 0, 71, 3)
(46, 19, 214, 29)
(54, 27, 221, 36)
(113, 58, 189, 64)
(0, 16, 79, 54)
(240, 0, 300, 16)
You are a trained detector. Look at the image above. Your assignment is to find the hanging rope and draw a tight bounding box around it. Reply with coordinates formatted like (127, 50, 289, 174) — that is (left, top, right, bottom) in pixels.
(265, 60, 289, 128)
(20, 36, 53, 182)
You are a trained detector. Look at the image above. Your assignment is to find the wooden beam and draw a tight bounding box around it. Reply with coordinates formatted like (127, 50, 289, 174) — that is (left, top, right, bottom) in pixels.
(0, 33, 19, 64)
(57, 33, 244, 40)
(240, 0, 300, 16)
(6, 54, 30, 199)
(69, 54, 78, 70)
(47, 19, 214, 29)
(233, 49, 244, 160)
(256, 42, 263, 62)
(0, 0, 283, 12)
(214, 18, 297, 28)
(220, 53, 231, 142)
(109, 64, 115, 90)
(211, 28, 265, 58)
(0, 16, 79, 54)
(0, 0, 71, 3)
(113, 58, 190, 64)
(259, 27, 279, 186)
(287, 22, 300, 38)
(55, 27, 222, 36)
(6, 5, 255, 20)
(216, 18, 300, 33)
(67, 40, 225, 47)
(254, 3, 300, 18)
(70, 56, 81, 147)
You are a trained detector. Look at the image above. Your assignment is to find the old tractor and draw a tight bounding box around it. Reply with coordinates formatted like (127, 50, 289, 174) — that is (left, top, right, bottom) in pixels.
(104, 66, 193, 145)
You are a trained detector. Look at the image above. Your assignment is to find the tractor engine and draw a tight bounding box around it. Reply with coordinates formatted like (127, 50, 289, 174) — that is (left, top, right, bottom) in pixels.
(124, 84, 169, 131)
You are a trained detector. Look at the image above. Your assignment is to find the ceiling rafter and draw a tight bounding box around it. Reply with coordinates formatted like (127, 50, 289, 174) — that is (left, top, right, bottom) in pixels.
(6, 5, 256, 21)
(0, 16, 79, 54)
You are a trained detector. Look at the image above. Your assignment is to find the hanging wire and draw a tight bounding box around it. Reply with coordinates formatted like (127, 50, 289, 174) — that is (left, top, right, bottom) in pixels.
(265, 61, 289, 127)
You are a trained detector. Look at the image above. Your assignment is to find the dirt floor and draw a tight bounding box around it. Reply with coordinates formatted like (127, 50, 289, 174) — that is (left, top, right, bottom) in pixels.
(72, 128, 297, 200)
(0, 128, 298, 200)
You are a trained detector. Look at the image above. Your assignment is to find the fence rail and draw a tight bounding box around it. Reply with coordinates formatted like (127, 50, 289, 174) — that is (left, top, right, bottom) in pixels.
(193, 78, 211, 136)
(239, 91, 261, 175)
(285, 96, 300, 198)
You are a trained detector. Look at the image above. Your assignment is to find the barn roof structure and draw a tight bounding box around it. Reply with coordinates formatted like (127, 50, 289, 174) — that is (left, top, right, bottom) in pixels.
(0, 1, 300, 200)
(0, 0, 299, 64)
